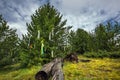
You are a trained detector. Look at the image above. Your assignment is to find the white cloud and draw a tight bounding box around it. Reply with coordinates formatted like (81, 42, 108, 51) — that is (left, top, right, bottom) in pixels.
(50, 0, 120, 31)
(0, 0, 45, 38)
(8, 22, 27, 38)
(1, 0, 120, 38)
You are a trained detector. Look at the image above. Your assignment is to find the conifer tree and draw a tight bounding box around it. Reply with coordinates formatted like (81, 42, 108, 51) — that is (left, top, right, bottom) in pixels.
(0, 15, 18, 66)
(69, 28, 90, 54)
(20, 3, 71, 66)
(94, 22, 120, 51)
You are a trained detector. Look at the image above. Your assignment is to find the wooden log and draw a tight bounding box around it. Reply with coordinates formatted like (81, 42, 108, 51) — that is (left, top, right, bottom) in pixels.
(51, 58, 64, 80)
(35, 58, 64, 80)
(35, 71, 48, 80)
(35, 59, 56, 80)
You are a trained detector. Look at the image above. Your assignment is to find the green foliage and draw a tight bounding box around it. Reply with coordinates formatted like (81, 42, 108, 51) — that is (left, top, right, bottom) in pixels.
(0, 15, 19, 67)
(109, 51, 120, 58)
(84, 51, 120, 58)
(94, 22, 120, 51)
(69, 28, 91, 53)
(68, 22, 120, 58)
(84, 51, 109, 58)
(19, 3, 71, 67)
(0, 56, 12, 66)
(82, 22, 119, 58)
(94, 24, 107, 50)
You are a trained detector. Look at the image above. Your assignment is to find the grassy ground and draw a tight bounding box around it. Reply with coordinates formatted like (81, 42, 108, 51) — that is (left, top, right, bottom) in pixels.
(0, 56, 120, 80)
(64, 56, 120, 80)
(0, 64, 40, 80)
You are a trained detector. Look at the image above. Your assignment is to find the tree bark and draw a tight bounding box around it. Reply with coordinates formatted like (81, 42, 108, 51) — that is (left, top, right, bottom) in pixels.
(35, 59, 55, 80)
(35, 58, 64, 80)
(51, 58, 64, 80)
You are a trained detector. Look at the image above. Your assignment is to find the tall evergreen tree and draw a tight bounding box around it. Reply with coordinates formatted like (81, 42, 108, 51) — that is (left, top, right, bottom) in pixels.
(94, 24, 107, 50)
(0, 15, 18, 66)
(20, 3, 71, 66)
(94, 22, 120, 51)
(69, 28, 90, 54)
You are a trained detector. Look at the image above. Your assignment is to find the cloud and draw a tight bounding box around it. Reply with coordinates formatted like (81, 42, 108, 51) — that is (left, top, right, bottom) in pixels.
(0, 0, 47, 38)
(50, 0, 120, 31)
(0, 0, 120, 38)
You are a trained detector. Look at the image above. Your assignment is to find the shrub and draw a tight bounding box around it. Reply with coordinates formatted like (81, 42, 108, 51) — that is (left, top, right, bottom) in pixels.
(83, 50, 109, 58)
(0, 56, 12, 67)
(109, 51, 120, 58)
(84, 50, 120, 58)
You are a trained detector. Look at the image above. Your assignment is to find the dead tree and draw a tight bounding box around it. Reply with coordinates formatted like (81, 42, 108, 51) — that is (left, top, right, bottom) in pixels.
(35, 58, 64, 80)
(51, 58, 64, 80)
(35, 59, 56, 80)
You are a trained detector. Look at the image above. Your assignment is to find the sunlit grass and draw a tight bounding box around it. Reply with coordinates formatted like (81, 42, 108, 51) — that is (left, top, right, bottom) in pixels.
(0, 56, 120, 80)
(63, 57, 120, 80)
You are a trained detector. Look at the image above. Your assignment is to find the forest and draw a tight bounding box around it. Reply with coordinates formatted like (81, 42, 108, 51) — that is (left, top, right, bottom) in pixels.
(0, 3, 120, 80)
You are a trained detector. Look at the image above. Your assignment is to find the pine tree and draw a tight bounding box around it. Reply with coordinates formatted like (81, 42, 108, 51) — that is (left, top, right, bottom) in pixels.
(94, 22, 120, 51)
(69, 28, 90, 54)
(0, 15, 18, 66)
(20, 3, 71, 66)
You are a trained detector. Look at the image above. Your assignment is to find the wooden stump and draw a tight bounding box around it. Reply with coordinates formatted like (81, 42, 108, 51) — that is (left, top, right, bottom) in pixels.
(64, 52, 78, 63)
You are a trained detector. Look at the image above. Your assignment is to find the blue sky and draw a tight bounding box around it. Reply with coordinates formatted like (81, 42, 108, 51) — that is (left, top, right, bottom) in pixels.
(0, 0, 120, 38)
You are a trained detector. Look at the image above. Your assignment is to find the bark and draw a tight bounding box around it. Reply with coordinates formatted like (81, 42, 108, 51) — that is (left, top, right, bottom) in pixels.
(35, 58, 64, 80)
(51, 58, 64, 80)
(64, 52, 78, 63)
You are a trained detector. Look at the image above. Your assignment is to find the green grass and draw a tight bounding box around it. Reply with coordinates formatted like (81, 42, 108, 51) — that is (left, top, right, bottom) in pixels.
(64, 56, 120, 80)
(0, 56, 120, 80)
(0, 64, 40, 80)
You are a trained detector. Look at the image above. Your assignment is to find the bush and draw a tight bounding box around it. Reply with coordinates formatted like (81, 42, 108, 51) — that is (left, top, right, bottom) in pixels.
(84, 50, 120, 58)
(109, 51, 120, 58)
(20, 51, 30, 67)
(0, 56, 12, 67)
(20, 49, 53, 67)
(83, 50, 109, 58)
(84, 52, 97, 58)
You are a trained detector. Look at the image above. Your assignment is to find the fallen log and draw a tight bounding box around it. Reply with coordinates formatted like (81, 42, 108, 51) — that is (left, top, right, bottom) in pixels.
(35, 58, 64, 80)
(51, 58, 64, 80)
(35, 59, 56, 80)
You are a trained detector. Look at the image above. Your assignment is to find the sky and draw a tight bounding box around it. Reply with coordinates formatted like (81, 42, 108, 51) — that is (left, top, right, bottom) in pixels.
(0, 0, 120, 38)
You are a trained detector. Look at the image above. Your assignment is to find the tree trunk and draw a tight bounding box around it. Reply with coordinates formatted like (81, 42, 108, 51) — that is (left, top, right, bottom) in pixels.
(35, 59, 55, 80)
(35, 58, 64, 80)
(51, 58, 64, 80)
